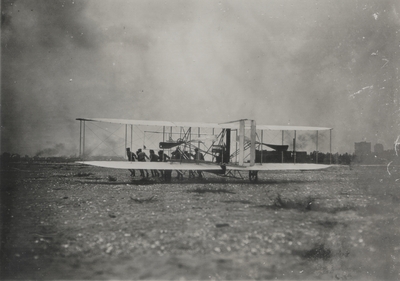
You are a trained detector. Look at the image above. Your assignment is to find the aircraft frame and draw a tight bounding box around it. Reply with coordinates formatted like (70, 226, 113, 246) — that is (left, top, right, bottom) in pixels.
(76, 118, 333, 181)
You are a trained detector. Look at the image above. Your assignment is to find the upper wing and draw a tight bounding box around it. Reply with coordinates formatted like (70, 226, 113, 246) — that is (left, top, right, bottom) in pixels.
(76, 161, 223, 171)
(76, 118, 332, 131)
(226, 163, 331, 171)
(76, 118, 235, 129)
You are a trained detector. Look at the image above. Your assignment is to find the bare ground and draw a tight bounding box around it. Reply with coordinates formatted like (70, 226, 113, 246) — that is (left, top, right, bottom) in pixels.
(1, 163, 400, 280)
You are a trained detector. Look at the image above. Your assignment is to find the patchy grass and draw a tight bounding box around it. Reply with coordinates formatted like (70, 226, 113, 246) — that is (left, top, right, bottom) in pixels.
(271, 193, 314, 211)
(108, 175, 117, 181)
(222, 199, 252, 204)
(72, 172, 93, 177)
(293, 243, 332, 261)
(187, 187, 236, 194)
(1, 164, 400, 280)
(129, 195, 158, 203)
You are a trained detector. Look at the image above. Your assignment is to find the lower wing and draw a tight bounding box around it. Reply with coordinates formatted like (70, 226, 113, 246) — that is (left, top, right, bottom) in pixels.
(226, 163, 331, 171)
(76, 161, 330, 171)
(76, 161, 223, 171)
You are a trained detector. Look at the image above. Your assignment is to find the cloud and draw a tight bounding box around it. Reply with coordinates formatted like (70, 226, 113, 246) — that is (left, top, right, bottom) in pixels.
(1, 0, 399, 156)
(35, 143, 76, 157)
(288, 0, 400, 151)
(2, 0, 98, 154)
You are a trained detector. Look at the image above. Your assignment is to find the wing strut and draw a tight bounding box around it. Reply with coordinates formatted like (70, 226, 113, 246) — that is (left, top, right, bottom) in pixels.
(238, 120, 245, 165)
(79, 119, 86, 159)
(250, 120, 256, 166)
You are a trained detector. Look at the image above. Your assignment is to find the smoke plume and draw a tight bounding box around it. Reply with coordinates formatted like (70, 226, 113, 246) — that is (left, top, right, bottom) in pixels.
(1, 0, 399, 156)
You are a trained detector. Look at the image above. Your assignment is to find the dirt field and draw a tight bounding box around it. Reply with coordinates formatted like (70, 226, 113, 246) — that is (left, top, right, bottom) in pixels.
(1, 162, 400, 280)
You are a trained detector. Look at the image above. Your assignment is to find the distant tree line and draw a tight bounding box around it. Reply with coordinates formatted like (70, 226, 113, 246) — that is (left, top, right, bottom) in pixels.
(307, 150, 398, 165)
(256, 149, 399, 165)
(1, 149, 398, 169)
(351, 149, 399, 165)
(310, 151, 352, 165)
(0, 152, 125, 169)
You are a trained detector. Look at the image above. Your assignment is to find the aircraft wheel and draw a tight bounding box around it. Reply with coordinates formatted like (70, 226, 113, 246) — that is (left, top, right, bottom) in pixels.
(249, 171, 258, 182)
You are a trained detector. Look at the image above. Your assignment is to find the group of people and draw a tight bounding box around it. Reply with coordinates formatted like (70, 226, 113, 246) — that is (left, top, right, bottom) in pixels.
(126, 147, 171, 178)
(170, 147, 204, 161)
(126, 147, 205, 179)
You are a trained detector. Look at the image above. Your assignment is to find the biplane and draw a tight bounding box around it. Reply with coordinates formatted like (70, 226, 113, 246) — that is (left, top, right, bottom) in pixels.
(76, 118, 333, 181)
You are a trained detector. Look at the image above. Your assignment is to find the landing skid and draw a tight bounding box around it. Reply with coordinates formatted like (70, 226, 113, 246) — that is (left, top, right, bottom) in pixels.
(176, 170, 203, 179)
(220, 170, 245, 180)
(249, 170, 258, 182)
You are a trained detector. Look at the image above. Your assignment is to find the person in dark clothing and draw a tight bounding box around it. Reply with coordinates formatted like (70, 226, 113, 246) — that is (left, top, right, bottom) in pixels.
(171, 147, 181, 160)
(136, 148, 149, 177)
(192, 148, 204, 178)
(192, 148, 205, 161)
(149, 150, 159, 177)
(171, 148, 183, 179)
(158, 150, 170, 162)
(126, 147, 137, 177)
(158, 150, 171, 179)
(215, 150, 222, 163)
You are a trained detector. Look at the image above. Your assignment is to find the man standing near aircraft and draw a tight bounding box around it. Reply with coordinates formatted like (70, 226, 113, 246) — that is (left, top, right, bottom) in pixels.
(158, 150, 170, 162)
(171, 147, 181, 160)
(171, 147, 184, 179)
(192, 148, 204, 161)
(192, 148, 204, 178)
(158, 150, 170, 179)
(126, 148, 136, 177)
(149, 150, 159, 177)
(136, 148, 149, 177)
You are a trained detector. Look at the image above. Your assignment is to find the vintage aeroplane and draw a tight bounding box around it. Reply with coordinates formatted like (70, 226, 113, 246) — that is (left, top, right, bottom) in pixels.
(76, 118, 333, 181)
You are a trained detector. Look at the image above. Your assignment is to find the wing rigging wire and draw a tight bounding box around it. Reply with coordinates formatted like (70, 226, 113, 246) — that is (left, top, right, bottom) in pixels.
(84, 123, 125, 157)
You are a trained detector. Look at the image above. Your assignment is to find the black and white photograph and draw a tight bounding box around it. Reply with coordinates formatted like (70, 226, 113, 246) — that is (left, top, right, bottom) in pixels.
(1, 0, 400, 280)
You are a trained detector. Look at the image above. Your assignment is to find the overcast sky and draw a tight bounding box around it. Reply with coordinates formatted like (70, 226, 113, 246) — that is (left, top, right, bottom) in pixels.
(2, 0, 399, 156)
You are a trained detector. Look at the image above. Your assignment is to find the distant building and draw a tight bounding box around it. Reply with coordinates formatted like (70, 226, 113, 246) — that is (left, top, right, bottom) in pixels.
(355, 141, 371, 155)
(354, 141, 371, 163)
(374, 143, 384, 154)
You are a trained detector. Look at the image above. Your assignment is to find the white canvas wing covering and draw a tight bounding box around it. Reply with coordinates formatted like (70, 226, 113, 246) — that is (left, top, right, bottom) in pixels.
(226, 163, 331, 171)
(76, 118, 332, 131)
(77, 161, 330, 172)
(76, 161, 223, 170)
